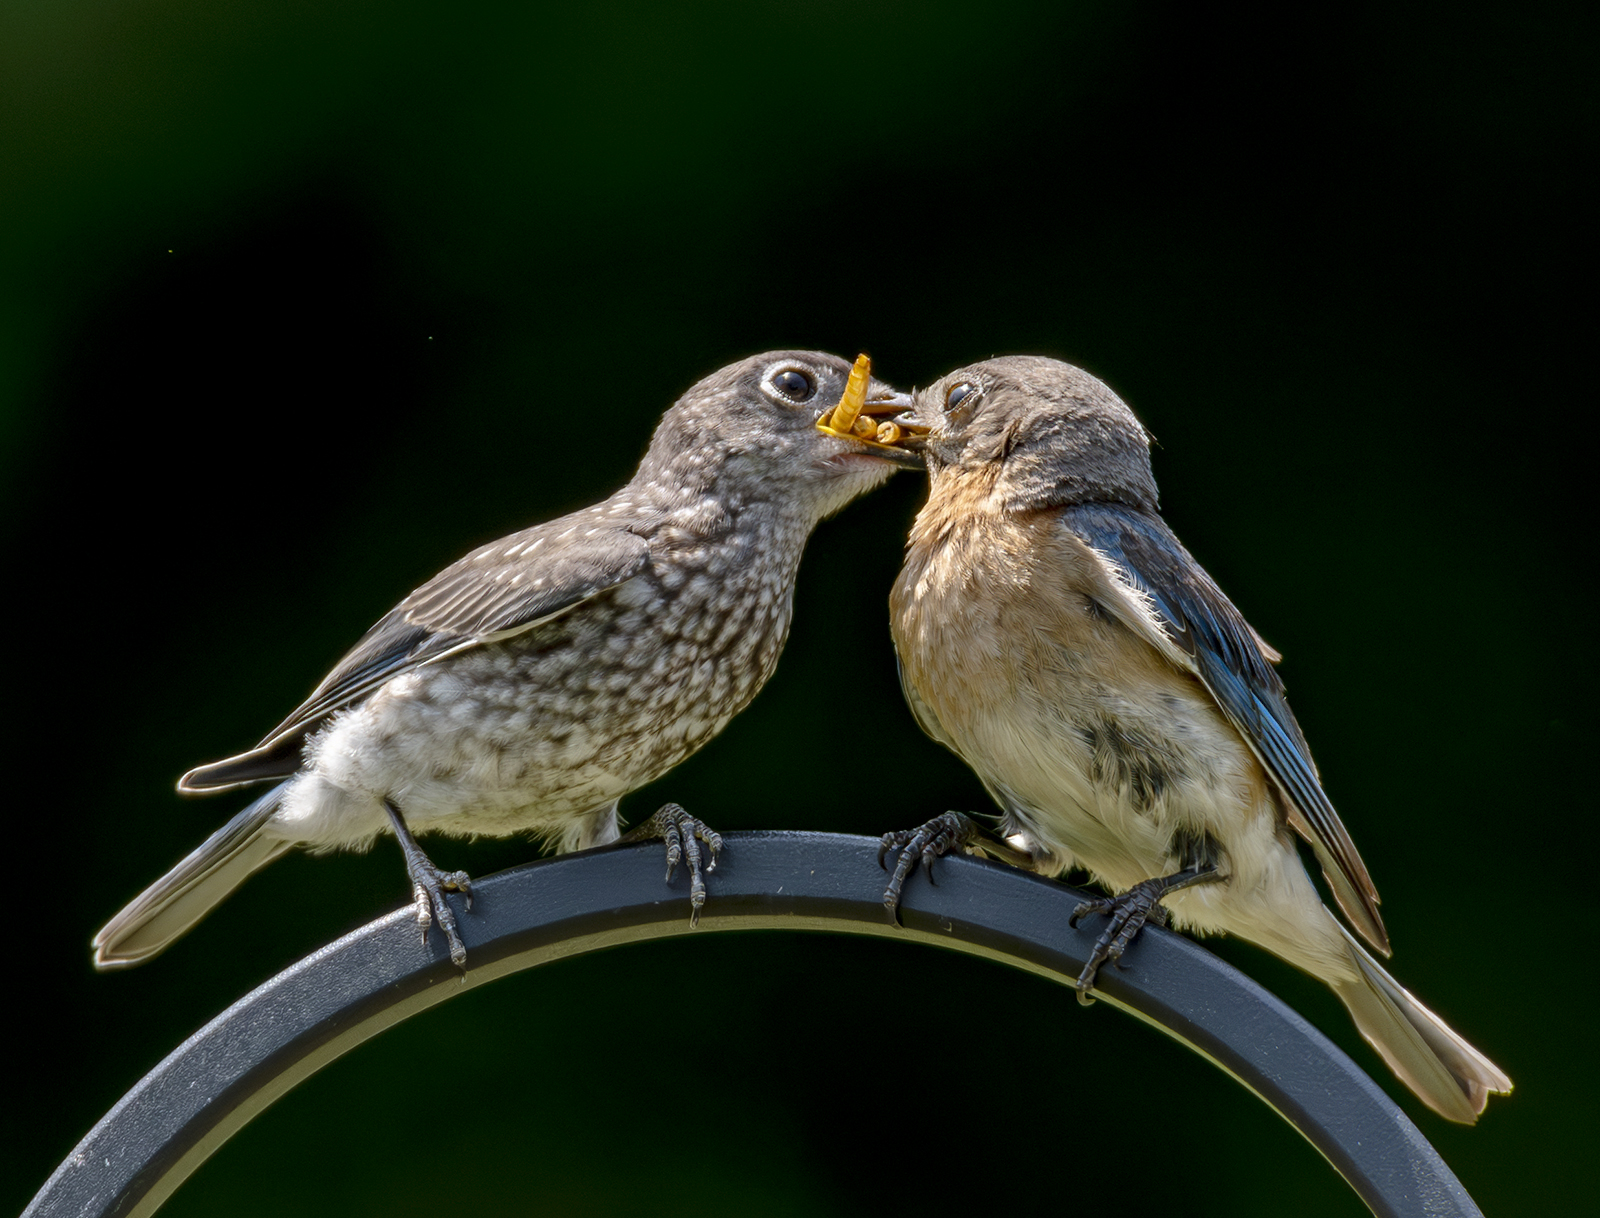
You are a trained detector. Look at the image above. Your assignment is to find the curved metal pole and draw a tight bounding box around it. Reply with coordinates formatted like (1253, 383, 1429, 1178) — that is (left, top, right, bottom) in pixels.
(26, 831, 1480, 1218)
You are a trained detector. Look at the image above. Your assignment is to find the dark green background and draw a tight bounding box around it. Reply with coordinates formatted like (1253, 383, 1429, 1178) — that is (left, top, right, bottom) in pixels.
(4, 2, 1590, 1214)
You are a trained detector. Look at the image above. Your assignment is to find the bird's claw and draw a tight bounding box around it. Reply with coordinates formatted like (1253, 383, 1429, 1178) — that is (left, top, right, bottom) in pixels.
(1070, 866, 1216, 1004)
(1070, 886, 1161, 1006)
(877, 812, 983, 926)
(627, 803, 722, 928)
(409, 865, 473, 973)
(385, 799, 472, 974)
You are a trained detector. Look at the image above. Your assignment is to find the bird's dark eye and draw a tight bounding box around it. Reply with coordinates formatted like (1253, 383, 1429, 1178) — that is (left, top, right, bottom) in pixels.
(945, 382, 977, 412)
(771, 369, 817, 402)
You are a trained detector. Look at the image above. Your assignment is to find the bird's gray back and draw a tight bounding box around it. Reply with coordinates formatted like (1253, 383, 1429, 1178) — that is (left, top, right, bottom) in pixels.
(273, 485, 818, 845)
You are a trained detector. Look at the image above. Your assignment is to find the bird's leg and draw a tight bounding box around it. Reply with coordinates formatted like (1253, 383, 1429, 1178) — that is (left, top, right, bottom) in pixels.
(1068, 864, 1219, 1005)
(383, 799, 473, 972)
(619, 803, 722, 927)
(878, 812, 1034, 925)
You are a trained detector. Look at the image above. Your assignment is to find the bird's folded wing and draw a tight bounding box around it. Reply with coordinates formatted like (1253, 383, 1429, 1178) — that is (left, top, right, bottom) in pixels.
(1062, 503, 1390, 956)
(179, 514, 650, 792)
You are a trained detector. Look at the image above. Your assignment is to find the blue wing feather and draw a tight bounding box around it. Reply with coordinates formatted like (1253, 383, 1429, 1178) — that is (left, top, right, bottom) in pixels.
(1063, 502, 1389, 955)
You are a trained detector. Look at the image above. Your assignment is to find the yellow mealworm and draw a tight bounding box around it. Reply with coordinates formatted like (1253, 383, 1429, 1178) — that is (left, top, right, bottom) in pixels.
(828, 353, 872, 435)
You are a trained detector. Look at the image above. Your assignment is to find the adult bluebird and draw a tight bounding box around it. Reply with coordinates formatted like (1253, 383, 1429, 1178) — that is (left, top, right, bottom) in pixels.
(95, 351, 918, 970)
(877, 355, 1510, 1122)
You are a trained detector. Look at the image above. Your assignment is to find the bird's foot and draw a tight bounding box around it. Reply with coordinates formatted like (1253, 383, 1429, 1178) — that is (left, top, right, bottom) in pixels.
(385, 800, 473, 972)
(1068, 865, 1218, 1005)
(622, 803, 722, 927)
(878, 812, 1009, 925)
(408, 867, 473, 972)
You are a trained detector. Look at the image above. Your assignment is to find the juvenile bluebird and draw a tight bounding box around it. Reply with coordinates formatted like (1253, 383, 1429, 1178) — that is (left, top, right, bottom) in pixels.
(876, 355, 1510, 1123)
(95, 351, 918, 970)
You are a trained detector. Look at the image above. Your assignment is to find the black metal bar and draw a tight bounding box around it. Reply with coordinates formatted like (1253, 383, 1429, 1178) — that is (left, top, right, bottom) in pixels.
(25, 831, 1481, 1218)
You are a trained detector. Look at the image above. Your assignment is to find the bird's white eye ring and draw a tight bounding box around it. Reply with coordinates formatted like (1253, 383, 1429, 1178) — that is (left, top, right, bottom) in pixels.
(945, 382, 977, 412)
(769, 368, 817, 404)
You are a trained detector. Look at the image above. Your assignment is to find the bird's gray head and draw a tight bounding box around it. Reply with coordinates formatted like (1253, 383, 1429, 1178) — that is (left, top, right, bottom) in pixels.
(906, 355, 1159, 513)
(635, 350, 916, 521)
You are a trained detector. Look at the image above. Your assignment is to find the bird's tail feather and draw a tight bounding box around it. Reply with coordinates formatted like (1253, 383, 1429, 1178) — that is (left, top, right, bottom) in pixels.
(1333, 925, 1511, 1123)
(93, 785, 292, 969)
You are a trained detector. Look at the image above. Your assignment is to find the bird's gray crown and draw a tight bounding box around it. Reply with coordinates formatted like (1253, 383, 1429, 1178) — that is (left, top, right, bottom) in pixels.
(914, 355, 1159, 512)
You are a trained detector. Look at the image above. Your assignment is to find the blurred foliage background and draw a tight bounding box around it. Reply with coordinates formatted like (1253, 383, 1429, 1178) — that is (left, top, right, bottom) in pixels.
(3, 1, 1590, 1214)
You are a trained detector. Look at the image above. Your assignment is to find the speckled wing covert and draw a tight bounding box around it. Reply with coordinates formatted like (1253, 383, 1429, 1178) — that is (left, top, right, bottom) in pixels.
(1062, 501, 1391, 957)
(179, 511, 651, 793)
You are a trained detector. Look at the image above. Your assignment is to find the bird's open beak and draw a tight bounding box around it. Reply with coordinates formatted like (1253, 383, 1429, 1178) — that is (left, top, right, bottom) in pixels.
(815, 354, 928, 469)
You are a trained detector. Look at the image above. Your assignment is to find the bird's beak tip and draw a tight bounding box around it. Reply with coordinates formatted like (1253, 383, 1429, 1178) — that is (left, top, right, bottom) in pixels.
(815, 354, 928, 466)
